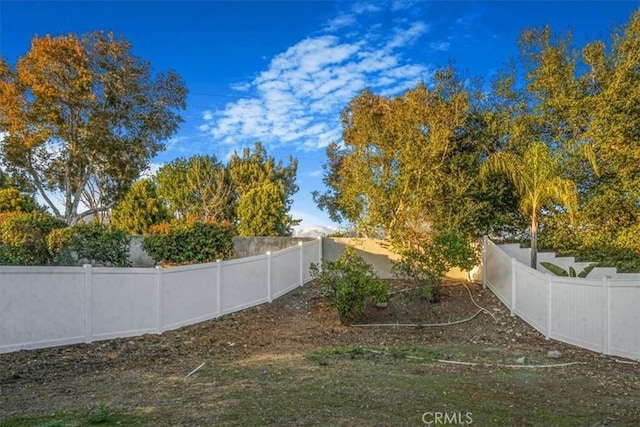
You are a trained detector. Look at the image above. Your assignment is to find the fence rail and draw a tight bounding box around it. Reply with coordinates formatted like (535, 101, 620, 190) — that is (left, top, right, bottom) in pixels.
(484, 237, 640, 361)
(0, 238, 322, 354)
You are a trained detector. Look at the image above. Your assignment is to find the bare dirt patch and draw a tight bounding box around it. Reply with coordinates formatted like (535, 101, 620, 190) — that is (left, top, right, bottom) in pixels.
(1, 280, 639, 425)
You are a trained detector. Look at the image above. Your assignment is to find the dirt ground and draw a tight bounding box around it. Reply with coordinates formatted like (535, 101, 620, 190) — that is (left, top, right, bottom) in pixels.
(1, 280, 639, 425)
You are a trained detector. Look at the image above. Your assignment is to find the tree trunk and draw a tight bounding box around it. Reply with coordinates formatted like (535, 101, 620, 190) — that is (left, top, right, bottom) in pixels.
(530, 216, 538, 269)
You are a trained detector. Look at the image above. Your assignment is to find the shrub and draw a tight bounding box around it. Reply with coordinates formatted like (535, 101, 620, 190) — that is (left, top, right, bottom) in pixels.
(392, 232, 479, 302)
(0, 211, 66, 265)
(142, 220, 235, 265)
(310, 246, 387, 324)
(110, 179, 170, 235)
(0, 187, 39, 213)
(53, 222, 131, 267)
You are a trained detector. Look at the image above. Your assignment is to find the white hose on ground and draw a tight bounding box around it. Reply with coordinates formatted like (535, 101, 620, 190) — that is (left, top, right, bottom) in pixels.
(353, 282, 497, 328)
(359, 348, 581, 368)
(435, 359, 581, 368)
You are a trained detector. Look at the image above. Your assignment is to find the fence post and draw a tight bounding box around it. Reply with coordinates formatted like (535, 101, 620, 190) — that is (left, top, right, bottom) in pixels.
(299, 241, 304, 286)
(510, 257, 517, 317)
(545, 273, 552, 340)
(267, 251, 272, 303)
(602, 275, 611, 355)
(156, 266, 164, 333)
(482, 236, 488, 289)
(83, 264, 93, 344)
(216, 259, 223, 316)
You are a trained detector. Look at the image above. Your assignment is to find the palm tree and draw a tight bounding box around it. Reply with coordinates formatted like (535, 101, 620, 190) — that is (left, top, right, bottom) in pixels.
(480, 142, 577, 268)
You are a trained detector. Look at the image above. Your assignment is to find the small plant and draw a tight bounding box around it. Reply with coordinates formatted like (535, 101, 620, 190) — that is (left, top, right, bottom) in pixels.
(540, 261, 596, 278)
(392, 232, 479, 302)
(88, 405, 110, 424)
(310, 246, 387, 324)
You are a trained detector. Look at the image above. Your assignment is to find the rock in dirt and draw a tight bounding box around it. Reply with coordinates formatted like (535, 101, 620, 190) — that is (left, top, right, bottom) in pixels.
(546, 350, 563, 359)
(516, 356, 527, 364)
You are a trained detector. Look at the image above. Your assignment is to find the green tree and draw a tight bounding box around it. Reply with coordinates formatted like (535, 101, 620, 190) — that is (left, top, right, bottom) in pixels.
(110, 179, 169, 235)
(228, 142, 299, 235)
(155, 155, 234, 223)
(498, 9, 640, 264)
(0, 32, 186, 225)
(480, 142, 577, 268)
(313, 70, 515, 247)
(236, 181, 287, 237)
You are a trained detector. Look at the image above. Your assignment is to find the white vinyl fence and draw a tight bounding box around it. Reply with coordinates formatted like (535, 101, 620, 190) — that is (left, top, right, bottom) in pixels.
(0, 238, 322, 354)
(484, 238, 640, 361)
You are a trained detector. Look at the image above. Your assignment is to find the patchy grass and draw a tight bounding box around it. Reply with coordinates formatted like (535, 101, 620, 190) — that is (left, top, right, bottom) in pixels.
(0, 406, 151, 426)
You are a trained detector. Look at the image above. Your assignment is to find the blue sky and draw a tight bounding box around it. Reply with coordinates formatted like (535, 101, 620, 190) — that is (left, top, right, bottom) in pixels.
(1, 1, 639, 231)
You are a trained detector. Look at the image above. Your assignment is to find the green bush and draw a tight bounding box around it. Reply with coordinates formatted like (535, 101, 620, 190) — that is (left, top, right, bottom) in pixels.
(0, 211, 66, 265)
(110, 179, 170, 235)
(0, 187, 39, 213)
(310, 246, 387, 324)
(392, 232, 479, 302)
(52, 222, 131, 267)
(142, 221, 235, 265)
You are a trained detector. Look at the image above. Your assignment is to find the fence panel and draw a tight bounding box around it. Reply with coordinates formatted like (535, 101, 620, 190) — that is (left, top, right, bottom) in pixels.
(271, 246, 301, 300)
(0, 267, 85, 353)
(162, 263, 218, 331)
(220, 255, 269, 315)
(608, 279, 640, 360)
(90, 267, 158, 341)
(0, 238, 321, 355)
(484, 240, 513, 308)
(302, 240, 321, 283)
(513, 263, 548, 335)
(548, 277, 604, 353)
(485, 240, 639, 361)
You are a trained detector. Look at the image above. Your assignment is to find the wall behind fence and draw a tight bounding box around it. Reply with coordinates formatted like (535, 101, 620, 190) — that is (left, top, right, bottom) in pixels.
(484, 238, 640, 361)
(0, 238, 322, 354)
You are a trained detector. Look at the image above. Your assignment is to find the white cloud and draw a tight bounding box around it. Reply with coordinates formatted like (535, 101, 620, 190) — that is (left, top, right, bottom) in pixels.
(324, 13, 357, 32)
(430, 41, 451, 51)
(351, 2, 381, 15)
(391, 0, 418, 11)
(387, 21, 429, 49)
(141, 162, 164, 178)
(230, 82, 251, 92)
(202, 7, 431, 155)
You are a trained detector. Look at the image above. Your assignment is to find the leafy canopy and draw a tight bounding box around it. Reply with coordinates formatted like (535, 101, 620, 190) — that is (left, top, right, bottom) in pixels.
(228, 142, 300, 236)
(110, 179, 169, 235)
(0, 31, 187, 225)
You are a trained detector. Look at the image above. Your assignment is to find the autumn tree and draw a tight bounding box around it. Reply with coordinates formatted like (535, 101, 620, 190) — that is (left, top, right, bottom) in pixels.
(155, 155, 234, 223)
(0, 32, 187, 225)
(314, 69, 518, 247)
(228, 142, 299, 236)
